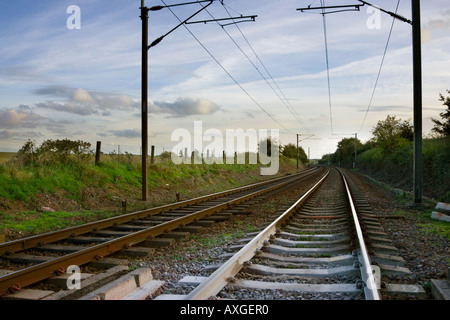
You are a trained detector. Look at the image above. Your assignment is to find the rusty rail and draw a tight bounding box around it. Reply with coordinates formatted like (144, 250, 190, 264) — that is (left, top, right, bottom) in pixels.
(184, 168, 330, 300)
(0, 167, 319, 257)
(0, 167, 323, 296)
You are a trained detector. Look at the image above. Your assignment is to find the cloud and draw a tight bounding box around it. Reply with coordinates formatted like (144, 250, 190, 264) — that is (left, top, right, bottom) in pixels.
(0, 105, 46, 128)
(35, 100, 98, 116)
(33, 85, 139, 116)
(108, 129, 156, 139)
(0, 129, 44, 140)
(109, 129, 140, 139)
(72, 88, 94, 103)
(151, 97, 220, 117)
(422, 9, 450, 43)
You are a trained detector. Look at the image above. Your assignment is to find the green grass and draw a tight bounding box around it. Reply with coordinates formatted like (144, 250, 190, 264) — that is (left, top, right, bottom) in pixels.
(0, 162, 109, 202)
(415, 209, 450, 240)
(0, 209, 120, 234)
(0, 151, 298, 239)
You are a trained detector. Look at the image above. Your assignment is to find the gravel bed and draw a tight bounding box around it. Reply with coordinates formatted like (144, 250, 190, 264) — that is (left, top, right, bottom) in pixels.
(131, 168, 448, 300)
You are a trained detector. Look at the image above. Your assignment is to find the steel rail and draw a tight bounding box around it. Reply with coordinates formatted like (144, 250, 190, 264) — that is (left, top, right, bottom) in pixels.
(0, 167, 323, 296)
(184, 168, 381, 300)
(339, 170, 381, 300)
(0, 167, 319, 257)
(184, 168, 330, 300)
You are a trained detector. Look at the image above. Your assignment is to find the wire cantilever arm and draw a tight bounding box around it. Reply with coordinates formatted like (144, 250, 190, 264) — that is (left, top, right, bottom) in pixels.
(185, 15, 257, 25)
(357, 0, 412, 24)
(148, 0, 214, 48)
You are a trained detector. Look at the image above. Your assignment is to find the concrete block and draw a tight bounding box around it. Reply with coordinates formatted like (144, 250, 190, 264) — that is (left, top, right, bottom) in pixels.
(381, 283, 426, 299)
(431, 211, 450, 222)
(48, 272, 94, 289)
(129, 268, 153, 287)
(435, 202, 450, 214)
(154, 294, 187, 300)
(121, 280, 165, 300)
(43, 265, 129, 300)
(431, 279, 450, 300)
(4, 289, 55, 300)
(79, 273, 138, 300)
(431, 202, 450, 222)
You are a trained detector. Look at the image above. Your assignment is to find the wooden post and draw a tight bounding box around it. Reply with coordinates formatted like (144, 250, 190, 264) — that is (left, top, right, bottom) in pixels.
(151, 145, 155, 164)
(95, 141, 101, 165)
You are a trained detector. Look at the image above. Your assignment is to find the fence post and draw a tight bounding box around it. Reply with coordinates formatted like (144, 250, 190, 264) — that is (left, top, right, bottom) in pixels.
(151, 145, 155, 164)
(95, 141, 101, 165)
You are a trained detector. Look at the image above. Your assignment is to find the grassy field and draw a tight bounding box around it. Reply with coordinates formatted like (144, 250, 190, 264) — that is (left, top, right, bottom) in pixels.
(0, 151, 299, 240)
(1, 150, 447, 244)
(0, 152, 15, 164)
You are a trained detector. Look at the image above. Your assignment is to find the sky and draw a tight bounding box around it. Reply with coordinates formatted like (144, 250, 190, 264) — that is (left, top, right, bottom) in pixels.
(0, 0, 449, 160)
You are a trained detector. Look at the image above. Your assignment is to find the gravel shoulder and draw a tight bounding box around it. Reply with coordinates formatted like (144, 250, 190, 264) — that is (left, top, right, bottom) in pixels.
(137, 167, 449, 300)
(345, 169, 449, 298)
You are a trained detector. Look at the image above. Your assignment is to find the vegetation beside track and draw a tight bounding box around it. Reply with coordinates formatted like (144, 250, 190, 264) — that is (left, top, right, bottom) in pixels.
(0, 140, 299, 240)
(320, 91, 450, 203)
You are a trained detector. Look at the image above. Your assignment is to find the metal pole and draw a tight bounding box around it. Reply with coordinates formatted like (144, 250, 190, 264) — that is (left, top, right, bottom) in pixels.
(354, 133, 357, 168)
(412, 0, 422, 204)
(296, 134, 299, 170)
(141, 1, 149, 201)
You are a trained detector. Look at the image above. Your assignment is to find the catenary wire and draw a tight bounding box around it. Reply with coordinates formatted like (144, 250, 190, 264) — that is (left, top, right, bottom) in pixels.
(357, 0, 400, 133)
(320, 0, 334, 134)
(219, 2, 312, 134)
(159, 0, 296, 135)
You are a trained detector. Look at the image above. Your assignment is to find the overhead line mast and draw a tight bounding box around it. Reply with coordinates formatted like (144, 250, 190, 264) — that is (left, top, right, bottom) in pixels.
(139, 0, 257, 200)
(297, 1, 422, 204)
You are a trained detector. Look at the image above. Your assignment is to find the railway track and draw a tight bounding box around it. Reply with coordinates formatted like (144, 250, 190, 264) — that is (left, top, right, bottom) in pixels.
(0, 166, 324, 299)
(153, 168, 426, 300)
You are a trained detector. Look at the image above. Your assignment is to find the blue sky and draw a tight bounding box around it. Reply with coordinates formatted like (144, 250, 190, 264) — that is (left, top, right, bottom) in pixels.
(0, 0, 449, 159)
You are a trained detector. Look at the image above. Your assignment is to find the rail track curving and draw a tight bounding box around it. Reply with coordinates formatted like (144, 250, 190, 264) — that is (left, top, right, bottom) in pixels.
(153, 168, 425, 300)
(0, 166, 323, 298)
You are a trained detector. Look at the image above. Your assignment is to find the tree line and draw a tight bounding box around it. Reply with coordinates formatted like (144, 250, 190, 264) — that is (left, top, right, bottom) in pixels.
(320, 90, 450, 201)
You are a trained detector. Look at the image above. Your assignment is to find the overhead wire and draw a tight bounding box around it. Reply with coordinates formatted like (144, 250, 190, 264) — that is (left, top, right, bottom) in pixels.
(320, 0, 334, 135)
(220, 2, 312, 135)
(159, 0, 296, 135)
(357, 0, 401, 133)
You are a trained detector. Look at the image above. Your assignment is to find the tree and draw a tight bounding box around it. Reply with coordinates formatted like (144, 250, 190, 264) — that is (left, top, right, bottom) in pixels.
(335, 137, 362, 165)
(398, 119, 414, 141)
(16, 139, 37, 166)
(431, 90, 450, 137)
(282, 143, 307, 163)
(37, 139, 92, 164)
(372, 115, 411, 154)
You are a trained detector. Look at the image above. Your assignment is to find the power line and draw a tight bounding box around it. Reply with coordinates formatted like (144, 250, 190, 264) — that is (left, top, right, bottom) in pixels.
(159, 0, 296, 135)
(320, 0, 333, 134)
(220, 2, 312, 134)
(358, 0, 400, 133)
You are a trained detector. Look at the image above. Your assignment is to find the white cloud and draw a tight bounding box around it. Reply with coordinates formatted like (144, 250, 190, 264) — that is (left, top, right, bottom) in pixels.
(152, 97, 221, 117)
(1, 0, 449, 158)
